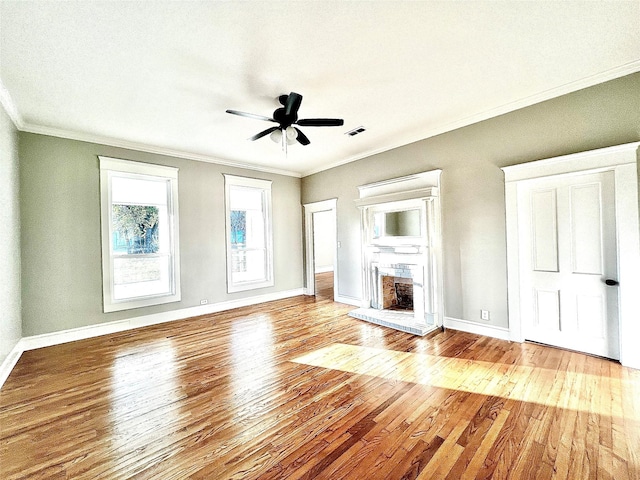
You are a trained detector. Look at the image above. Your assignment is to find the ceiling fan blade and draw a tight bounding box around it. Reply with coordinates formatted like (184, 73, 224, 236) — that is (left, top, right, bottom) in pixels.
(284, 92, 303, 117)
(226, 109, 275, 123)
(249, 126, 279, 141)
(294, 127, 310, 146)
(297, 118, 344, 127)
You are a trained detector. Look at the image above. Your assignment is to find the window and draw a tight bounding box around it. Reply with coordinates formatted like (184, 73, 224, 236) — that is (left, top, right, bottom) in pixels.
(224, 174, 273, 292)
(100, 157, 180, 312)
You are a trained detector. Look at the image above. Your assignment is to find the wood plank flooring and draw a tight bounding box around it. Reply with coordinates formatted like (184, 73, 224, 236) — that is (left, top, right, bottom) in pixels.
(1, 294, 639, 479)
(315, 271, 334, 299)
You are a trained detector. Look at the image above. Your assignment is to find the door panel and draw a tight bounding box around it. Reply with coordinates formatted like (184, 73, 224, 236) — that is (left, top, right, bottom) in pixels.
(534, 289, 560, 331)
(518, 170, 619, 359)
(570, 183, 603, 274)
(531, 189, 559, 272)
(575, 293, 605, 338)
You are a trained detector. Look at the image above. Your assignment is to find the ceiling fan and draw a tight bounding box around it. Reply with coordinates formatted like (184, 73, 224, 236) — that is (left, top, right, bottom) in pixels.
(226, 92, 344, 149)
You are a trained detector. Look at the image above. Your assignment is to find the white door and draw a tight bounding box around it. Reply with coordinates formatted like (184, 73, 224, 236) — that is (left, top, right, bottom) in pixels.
(518, 170, 620, 359)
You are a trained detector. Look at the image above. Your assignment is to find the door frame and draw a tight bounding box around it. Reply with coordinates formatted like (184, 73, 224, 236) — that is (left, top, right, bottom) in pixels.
(503, 142, 640, 369)
(303, 198, 338, 299)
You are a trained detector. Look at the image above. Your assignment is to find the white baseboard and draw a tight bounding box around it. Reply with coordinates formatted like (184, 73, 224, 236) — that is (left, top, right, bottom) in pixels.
(444, 316, 511, 341)
(314, 266, 334, 274)
(335, 295, 362, 307)
(22, 288, 305, 351)
(301, 289, 361, 307)
(0, 341, 23, 389)
(621, 354, 640, 371)
(1, 288, 304, 389)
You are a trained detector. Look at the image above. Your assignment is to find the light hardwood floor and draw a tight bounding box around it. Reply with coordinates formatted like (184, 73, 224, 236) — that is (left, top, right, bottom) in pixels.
(1, 294, 639, 479)
(315, 271, 334, 300)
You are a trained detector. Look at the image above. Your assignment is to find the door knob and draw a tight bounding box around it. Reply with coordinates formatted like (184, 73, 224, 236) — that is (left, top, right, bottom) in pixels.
(605, 279, 619, 286)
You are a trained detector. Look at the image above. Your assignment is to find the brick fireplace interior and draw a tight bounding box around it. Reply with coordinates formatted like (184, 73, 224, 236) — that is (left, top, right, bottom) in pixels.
(381, 275, 414, 311)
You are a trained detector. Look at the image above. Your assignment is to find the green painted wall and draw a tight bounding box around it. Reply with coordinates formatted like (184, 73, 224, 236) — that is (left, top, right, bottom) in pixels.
(302, 72, 640, 329)
(19, 134, 303, 336)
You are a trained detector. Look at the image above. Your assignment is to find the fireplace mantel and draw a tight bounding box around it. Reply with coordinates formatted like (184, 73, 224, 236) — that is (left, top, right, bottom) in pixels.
(354, 186, 439, 208)
(357, 171, 441, 199)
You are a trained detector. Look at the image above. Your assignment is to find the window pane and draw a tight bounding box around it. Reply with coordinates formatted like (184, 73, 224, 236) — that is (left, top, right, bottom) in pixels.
(111, 201, 172, 301)
(230, 210, 246, 247)
(228, 186, 266, 280)
(112, 176, 168, 205)
(112, 204, 160, 254)
(230, 186, 263, 210)
(245, 210, 265, 249)
(113, 255, 171, 300)
(231, 249, 266, 284)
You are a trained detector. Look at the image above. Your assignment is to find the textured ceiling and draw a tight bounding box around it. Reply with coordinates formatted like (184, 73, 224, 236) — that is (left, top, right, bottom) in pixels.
(1, 1, 639, 177)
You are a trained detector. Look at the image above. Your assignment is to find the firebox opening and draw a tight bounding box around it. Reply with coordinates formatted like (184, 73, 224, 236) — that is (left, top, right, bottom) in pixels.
(381, 276, 413, 312)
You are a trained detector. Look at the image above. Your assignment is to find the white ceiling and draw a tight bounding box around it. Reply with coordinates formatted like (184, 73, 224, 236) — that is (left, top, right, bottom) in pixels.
(1, 1, 639, 177)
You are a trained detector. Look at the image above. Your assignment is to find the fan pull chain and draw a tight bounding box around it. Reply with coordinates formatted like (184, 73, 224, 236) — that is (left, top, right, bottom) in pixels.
(282, 128, 287, 155)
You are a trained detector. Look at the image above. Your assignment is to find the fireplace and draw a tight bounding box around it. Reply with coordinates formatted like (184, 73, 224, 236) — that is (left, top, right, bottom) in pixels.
(349, 170, 443, 336)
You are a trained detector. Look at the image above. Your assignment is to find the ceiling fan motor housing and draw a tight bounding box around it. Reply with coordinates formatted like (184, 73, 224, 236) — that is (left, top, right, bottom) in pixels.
(273, 107, 296, 127)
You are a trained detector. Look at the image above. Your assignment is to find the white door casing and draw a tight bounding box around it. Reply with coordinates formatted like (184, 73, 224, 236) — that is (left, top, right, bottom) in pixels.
(503, 142, 640, 369)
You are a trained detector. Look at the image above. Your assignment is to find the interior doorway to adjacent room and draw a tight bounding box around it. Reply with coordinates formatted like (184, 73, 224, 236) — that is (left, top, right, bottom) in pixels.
(313, 209, 335, 300)
(303, 199, 338, 301)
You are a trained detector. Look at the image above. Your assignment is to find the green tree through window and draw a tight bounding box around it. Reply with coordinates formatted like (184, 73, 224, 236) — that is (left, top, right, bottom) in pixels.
(230, 210, 246, 246)
(112, 205, 159, 254)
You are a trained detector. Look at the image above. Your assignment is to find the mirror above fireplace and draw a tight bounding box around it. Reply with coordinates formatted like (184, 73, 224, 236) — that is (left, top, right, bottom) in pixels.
(373, 209, 421, 239)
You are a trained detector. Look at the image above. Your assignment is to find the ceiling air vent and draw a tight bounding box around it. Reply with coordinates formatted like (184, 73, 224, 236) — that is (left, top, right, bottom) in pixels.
(345, 126, 366, 137)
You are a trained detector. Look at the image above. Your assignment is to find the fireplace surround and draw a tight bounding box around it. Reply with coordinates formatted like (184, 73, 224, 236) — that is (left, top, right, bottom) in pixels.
(349, 171, 443, 336)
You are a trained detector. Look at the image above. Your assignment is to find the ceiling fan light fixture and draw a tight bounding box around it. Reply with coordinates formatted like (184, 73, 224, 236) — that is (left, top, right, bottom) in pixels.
(270, 128, 283, 143)
(285, 126, 298, 140)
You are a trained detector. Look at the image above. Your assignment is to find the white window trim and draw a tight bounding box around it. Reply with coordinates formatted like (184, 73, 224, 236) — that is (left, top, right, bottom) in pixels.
(99, 156, 181, 312)
(224, 174, 274, 293)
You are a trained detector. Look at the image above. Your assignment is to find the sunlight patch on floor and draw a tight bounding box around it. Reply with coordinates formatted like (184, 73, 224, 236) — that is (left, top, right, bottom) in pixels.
(291, 343, 627, 417)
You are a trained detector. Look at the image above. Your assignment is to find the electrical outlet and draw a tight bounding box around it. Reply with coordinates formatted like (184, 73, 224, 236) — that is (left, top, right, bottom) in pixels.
(481, 310, 490, 321)
(200, 299, 208, 305)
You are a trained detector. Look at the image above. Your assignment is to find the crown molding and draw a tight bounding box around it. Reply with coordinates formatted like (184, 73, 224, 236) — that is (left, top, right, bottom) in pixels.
(20, 122, 302, 178)
(0, 80, 23, 129)
(5, 60, 639, 179)
(301, 60, 640, 177)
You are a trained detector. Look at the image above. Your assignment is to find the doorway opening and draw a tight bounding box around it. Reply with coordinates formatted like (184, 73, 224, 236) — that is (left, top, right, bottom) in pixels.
(303, 199, 338, 302)
(313, 210, 335, 300)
